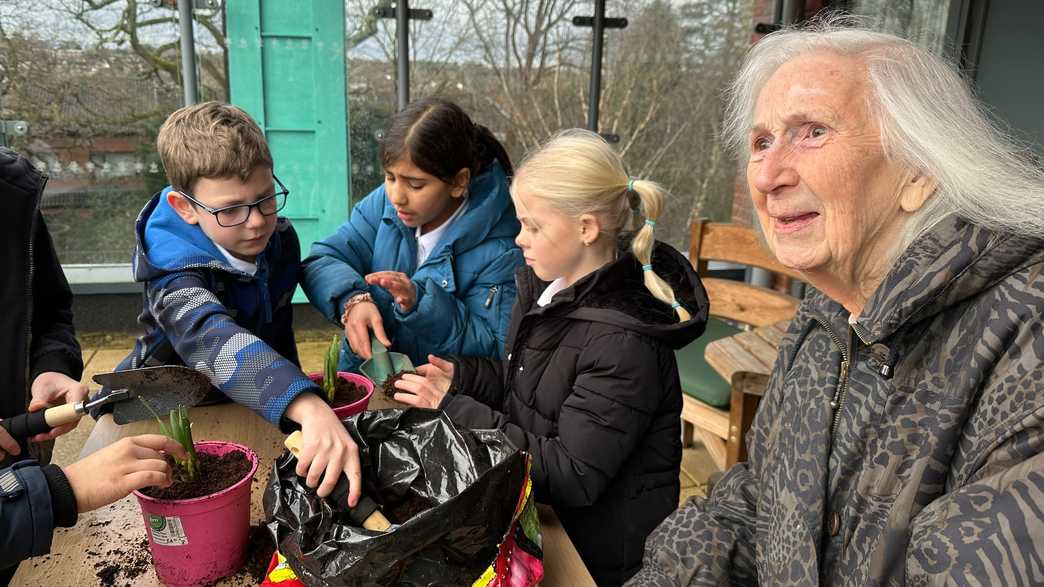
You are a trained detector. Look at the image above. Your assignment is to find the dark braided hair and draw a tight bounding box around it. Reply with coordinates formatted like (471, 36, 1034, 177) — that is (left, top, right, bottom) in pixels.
(380, 97, 513, 182)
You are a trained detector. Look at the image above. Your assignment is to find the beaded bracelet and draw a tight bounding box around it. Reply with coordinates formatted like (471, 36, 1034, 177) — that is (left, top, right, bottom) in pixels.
(340, 292, 374, 325)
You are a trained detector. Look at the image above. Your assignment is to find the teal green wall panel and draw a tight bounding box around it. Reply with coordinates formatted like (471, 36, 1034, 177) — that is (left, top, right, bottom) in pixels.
(227, 0, 351, 304)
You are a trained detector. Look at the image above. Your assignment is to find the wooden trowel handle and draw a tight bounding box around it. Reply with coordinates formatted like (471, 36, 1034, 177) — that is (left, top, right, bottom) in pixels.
(283, 431, 391, 532)
(0, 403, 81, 440)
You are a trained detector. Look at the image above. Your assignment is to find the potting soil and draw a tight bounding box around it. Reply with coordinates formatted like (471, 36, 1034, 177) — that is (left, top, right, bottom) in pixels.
(331, 376, 366, 407)
(381, 370, 416, 398)
(140, 450, 252, 500)
(88, 535, 152, 585)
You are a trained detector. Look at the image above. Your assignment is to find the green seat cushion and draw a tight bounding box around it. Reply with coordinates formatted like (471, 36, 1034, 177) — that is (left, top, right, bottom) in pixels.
(675, 317, 743, 409)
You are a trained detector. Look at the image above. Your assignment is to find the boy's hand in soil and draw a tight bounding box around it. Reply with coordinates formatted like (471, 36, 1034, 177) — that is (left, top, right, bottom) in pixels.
(284, 392, 362, 507)
(392, 358, 453, 409)
(365, 271, 417, 312)
(63, 434, 187, 513)
(28, 371, 90, 442)
(343, 298, 391, 360)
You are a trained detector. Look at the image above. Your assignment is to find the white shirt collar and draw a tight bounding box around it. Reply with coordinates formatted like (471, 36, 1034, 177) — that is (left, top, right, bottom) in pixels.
(213, 241, 257, 275)
(537, 277, 568, 307)
(416, 198, 469, 266)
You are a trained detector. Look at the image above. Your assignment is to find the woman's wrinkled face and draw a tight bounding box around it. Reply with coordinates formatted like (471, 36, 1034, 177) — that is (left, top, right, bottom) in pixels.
(746, 51, 913, 280)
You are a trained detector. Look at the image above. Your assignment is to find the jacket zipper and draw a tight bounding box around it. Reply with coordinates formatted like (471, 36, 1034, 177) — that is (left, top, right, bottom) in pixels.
(813, 317, 851, 438)
(483, 285, 499, 309)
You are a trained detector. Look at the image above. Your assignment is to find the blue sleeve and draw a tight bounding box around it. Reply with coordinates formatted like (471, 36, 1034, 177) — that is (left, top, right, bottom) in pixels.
(147, 270, 319, 426)
(396, 247, 521, 358)
(300, 188, 387, 323)
(0, 462, 55, 568)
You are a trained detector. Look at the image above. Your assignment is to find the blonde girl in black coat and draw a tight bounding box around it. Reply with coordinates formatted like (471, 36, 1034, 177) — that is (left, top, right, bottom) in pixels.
(394, 130, 709, 586)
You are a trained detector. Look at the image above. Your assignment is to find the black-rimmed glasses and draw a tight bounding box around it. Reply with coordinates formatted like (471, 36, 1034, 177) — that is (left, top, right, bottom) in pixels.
(180, 175, 290, 227)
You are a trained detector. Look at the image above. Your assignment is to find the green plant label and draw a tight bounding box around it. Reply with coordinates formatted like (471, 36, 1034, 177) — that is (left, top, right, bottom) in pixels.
(148, 514, 188, 546)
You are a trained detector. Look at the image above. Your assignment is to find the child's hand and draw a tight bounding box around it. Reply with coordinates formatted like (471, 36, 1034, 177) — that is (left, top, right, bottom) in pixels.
(64, 434, 186, 513)
(284, 393, 362, 507)
(344, 300, 391, 360)
(365, 271, 417, 312)
(0, 424, 19, 461)
(415, 355, 455, 395)
(28, 371, 90, 442)
(391, 371, 450, 409)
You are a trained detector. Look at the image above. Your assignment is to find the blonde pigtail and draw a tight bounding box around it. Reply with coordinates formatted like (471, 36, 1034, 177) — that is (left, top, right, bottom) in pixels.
(629, 179, 692, 322)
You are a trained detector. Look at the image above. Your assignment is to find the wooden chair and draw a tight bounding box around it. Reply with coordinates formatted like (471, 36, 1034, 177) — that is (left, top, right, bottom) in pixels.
(677, 220, 802, 470)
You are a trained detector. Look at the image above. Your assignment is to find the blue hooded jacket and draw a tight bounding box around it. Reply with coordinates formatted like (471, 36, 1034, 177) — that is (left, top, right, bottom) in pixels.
(108, 189, 318, 426)
(301, 161, 522, 371)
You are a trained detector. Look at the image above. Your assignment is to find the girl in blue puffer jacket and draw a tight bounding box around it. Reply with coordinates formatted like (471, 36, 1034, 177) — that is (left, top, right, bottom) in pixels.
(301, 98, 523, 371)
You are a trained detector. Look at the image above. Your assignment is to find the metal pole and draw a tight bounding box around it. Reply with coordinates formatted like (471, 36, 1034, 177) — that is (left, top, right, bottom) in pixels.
(177, 0, 199, 106)
(780, 0, 802, 25)
(396, 0, 410, 110)
(586, 0, 605, 131)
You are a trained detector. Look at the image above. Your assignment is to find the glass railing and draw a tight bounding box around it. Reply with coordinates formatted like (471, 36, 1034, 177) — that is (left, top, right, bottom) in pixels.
(2, 0, 756, 268)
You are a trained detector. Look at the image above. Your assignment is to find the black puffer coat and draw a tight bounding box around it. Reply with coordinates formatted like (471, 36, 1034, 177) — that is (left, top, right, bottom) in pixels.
(440, 241, 708, 586)
(0, 147, 83, 469)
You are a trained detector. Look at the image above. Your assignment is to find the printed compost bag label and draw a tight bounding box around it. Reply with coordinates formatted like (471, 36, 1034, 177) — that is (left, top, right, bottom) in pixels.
(148, 514, 188, 546)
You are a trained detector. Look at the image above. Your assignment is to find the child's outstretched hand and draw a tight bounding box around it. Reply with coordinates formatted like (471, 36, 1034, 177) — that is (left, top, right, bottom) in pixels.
(365, 271, 417, 312)
(283, 393, 362, 507)
(392, 355, 455, 409)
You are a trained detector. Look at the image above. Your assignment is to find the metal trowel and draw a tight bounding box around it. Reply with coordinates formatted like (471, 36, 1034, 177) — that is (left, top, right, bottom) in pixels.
(358, 334, 414, 387)
(0, 366, 212, 440)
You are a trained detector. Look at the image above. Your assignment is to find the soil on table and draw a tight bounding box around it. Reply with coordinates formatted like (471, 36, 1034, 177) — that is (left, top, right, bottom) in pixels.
(140, 449, 251, 500)
(330, 376, 367, 407)
(89, 536, 152, 585)
(381, 370, 417, 398)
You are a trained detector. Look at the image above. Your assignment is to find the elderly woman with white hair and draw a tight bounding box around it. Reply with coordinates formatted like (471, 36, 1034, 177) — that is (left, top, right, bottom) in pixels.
(627, 21, 1044, 586)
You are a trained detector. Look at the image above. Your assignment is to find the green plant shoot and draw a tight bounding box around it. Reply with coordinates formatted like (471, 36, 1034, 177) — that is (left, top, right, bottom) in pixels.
(140, 399, 198, 481)
(323, 334, 340, 403)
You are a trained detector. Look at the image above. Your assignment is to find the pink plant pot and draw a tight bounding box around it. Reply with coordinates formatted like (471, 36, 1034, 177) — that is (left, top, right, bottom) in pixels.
(132, 441, 258, 586)
(308, 371, 375, 419)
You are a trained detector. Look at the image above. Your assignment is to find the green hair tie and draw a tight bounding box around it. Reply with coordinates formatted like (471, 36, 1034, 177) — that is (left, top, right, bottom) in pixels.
(628, 178, 636, 192)
(671, 301, 681, 309)
(642, 264, 653, 272)
(645, 219, 656, 228)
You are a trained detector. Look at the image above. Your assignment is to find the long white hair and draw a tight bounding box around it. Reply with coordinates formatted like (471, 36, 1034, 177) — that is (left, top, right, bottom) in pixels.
(724, 16, 1044, 256)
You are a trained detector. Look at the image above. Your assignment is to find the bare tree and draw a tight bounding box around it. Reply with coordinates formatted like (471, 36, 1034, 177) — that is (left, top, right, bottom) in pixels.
(446, 0, 753, 246)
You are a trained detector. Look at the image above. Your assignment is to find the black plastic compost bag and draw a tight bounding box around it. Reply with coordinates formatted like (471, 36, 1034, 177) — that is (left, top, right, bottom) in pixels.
(263, 408, 530, 586)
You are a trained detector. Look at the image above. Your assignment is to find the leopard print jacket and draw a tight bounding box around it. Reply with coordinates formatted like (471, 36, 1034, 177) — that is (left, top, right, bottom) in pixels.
(628, 216, 1044, 586)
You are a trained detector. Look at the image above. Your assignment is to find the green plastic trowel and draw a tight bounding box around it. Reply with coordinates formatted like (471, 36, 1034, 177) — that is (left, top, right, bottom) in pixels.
(359, 333, 415, 387)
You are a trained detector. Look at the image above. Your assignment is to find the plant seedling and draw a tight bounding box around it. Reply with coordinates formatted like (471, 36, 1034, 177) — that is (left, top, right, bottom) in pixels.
(141, 399, 198, 482)
(324, 334, 340, 403)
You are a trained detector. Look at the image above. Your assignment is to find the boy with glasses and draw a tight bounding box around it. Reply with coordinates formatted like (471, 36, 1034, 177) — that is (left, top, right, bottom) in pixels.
(97, 102, 363, 508)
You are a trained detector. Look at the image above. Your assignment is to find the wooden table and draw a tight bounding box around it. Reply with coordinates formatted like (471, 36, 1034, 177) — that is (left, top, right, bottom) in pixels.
(14, 394, 594, 586)
(701, 319, 790, 467)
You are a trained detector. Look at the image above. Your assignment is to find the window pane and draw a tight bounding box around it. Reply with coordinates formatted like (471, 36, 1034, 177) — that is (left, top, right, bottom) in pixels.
(848, 0, 953, 54)
(0, 1, 227, 264)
